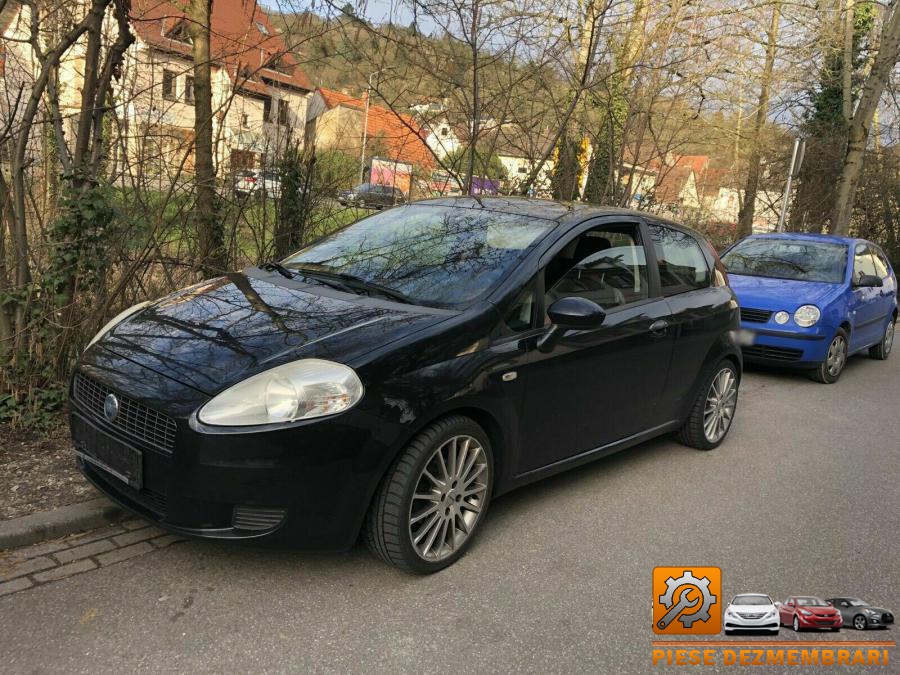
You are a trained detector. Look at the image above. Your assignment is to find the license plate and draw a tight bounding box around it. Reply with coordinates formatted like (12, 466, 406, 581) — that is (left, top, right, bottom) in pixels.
(73, 415, 143, 489)
(736, 329, 756, 346)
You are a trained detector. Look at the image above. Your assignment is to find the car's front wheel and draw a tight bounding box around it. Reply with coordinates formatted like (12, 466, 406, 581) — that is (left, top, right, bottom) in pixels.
(676, 360, 739, 450)
(365, 415, 493, 573)
(811, 329, 848, 383)
(793, 616, 801, 632)
(869, 318, 895, 360)
(853, 614, 868, 631)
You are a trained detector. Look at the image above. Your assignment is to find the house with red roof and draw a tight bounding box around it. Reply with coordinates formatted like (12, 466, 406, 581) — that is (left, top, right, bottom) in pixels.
(305, 87, 435, 191)
(51, 0, 314, 177)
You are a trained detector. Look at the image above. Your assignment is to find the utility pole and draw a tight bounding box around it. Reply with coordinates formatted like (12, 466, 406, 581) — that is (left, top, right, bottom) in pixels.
(777, 137, 805, 232)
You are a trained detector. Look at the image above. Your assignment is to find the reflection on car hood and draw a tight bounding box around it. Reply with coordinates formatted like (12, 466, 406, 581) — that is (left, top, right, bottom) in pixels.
(96, 272, 449, 395)
(728, 274, 843, 310)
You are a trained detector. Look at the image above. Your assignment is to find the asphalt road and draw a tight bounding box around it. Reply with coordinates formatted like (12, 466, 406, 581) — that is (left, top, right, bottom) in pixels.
(1, 353, 898, 673)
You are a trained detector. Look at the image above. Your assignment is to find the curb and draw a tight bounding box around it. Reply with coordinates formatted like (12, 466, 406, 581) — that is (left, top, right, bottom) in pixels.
(0, 498, 126, 551)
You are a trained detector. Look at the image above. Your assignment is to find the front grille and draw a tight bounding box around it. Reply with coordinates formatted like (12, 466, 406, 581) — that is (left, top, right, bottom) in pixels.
(814, 618, 837, 625)
(74, 373, 176, 454)
(742, 345, 804, 361)
(232, 506, 286, 532)
(740, 308, 773, 323)
(737, 612, 764, 619)
(883, 613, 894, 623)
(87, 462, 168, 517)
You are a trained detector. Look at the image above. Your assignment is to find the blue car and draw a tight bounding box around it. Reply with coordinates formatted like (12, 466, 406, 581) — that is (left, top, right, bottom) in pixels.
(722, 233, 897, 383)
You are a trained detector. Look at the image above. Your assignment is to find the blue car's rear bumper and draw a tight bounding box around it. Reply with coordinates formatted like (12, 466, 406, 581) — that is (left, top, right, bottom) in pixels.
(739, 324, 831, 367)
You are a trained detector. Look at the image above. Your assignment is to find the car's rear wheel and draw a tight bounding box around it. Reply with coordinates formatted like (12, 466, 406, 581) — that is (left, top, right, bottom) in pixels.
(793, 616, 800, 632)
(853, 614, 867, 631)
(365, 415, 493, 573)
(676, 360, 739, 450)
(869, 318, 895, 360)
(811, 329, 848, 383)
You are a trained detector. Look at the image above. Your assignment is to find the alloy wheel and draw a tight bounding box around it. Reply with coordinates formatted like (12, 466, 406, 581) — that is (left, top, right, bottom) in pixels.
(793, 616, 800, 632)
(408, 435, 489, 562)
(885, 321, 895, 355)
(703, 367, 737, 443)
(854, 615, 867, 631)
(826, 335, 847, 376)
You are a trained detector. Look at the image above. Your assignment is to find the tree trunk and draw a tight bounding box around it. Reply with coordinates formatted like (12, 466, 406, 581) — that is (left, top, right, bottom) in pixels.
(830, 3, 900, 234)
(188, 0, 225, 276)
(737, 1, 780, 238)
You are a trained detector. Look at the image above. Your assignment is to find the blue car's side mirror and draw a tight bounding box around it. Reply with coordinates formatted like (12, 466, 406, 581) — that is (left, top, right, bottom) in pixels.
(854, 274, 883, 288)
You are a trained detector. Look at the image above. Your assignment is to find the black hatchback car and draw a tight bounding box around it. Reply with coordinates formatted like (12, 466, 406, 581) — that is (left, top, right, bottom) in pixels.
(337, 182, 406, 209)
(71, 198, 741, 572)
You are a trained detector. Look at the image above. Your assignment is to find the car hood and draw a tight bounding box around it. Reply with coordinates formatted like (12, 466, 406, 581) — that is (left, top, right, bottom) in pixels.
(731, 604, 777, 614)
(95, 270, 452, 395)
(728, 274, 843, 310)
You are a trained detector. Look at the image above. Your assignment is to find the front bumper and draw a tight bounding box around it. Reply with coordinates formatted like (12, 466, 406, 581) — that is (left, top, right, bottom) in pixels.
(724, 613, 780, 631)
(69, 360, 401, 551)
(796, 613, 843, 629)
(738, 322, 831, 367)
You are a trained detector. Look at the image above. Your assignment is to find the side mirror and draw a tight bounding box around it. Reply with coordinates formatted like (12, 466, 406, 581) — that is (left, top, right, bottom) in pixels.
(855, 274, 884, 288)
(538, 297, 606, 353)
(774, 602, 781, 608)
(827, 602, 834, 607)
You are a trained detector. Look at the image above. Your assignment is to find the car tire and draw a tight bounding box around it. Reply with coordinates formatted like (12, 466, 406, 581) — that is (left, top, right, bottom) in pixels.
(676, 359, 739, 450)
(831, 627, 840, 632)
(810, 328, 849, 383)
(364, 415, 493, 573)
(724, 629, 732, 635)
(853, 614, 867, 631)
(868, 318, 895, 360)
(793, 616, 801, 632)
(770, 629, 780, 635)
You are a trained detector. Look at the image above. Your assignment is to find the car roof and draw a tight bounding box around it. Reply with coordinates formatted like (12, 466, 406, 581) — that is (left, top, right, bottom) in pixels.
(746, 232, 862, 246)
(412, 196, 689, 229)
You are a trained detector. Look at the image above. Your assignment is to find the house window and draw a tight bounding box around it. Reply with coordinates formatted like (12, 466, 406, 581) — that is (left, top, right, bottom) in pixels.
(518, 166, 527, 173)
(277, 99, 289, 126)
(263, 97, 272, 121)
(162, 70, 176, 101)
(184, 76, 194, 103)
(165, 20, 193, 44)
(241, 113, 250, 128)
(440, 127, 449, 136)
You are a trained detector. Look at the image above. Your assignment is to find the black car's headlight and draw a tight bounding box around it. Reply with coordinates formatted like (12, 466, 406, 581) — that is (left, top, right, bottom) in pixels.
(198, 359, 364, 426)
(86, 301, 151, 350)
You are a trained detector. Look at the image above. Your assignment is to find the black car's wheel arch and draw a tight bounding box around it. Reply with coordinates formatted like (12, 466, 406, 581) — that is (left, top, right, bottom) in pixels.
(679, 343, 742, 424)
(351, 400, 513, 546)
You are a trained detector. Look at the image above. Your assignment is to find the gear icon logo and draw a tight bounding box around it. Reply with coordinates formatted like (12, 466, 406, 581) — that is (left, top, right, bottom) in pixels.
(652, 567, 722, 635)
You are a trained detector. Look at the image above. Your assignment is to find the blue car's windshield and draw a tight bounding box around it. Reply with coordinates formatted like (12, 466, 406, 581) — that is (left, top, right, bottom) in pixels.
(284, 205, 553, 308)
(723, 239, 848, 283)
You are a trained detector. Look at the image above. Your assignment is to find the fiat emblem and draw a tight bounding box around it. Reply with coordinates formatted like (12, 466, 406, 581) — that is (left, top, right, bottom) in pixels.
(104, 393, 120, 422)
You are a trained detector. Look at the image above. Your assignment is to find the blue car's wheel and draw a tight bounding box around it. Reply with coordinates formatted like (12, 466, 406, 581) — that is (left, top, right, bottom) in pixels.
(811, 329, 848, 384)
(869, 318, 894, 360)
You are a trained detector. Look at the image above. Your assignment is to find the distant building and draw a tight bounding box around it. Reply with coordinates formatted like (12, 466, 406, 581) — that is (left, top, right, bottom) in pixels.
(306, 88, 435, 173)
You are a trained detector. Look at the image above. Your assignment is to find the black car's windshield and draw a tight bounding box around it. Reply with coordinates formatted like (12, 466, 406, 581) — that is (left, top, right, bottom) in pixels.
(723, 239, 848, 283)
(733, 595, 771, 606)
(283, 205, 554, 308)
(847, 599, 870, 607)
(796, 597, 829, 607)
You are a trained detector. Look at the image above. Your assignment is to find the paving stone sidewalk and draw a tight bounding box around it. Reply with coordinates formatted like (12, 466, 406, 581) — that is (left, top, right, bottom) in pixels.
(0, 518, 184, 597)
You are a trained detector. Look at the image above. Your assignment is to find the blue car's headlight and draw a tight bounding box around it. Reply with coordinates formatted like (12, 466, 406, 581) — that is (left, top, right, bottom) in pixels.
(198, 359, 364, 426)
(794, 305, 820, 327)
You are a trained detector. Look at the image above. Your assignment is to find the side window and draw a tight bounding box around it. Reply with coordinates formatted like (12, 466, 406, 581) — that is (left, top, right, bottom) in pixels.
(544, 225, 649, 312)
(870, 247, 890, 279)
(853, 244, 878, 283)
(499, 287, 536, 335)
(649, 224, 711, 295)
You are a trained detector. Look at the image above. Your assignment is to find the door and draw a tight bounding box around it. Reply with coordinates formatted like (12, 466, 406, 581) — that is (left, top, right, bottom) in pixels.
(516, 221, 674, 474)
(849, 244, 883, 349)
(647, 223, 737, 419)
(870, 246, 897, 328)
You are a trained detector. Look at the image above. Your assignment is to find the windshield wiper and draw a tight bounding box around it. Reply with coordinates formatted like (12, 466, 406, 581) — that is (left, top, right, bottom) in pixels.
(260, 261, 296, 279)
(292, 266, 415, 304)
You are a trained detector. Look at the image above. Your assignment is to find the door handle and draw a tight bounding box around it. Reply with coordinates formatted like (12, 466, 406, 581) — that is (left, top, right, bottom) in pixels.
(649, 319, 669, 336)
